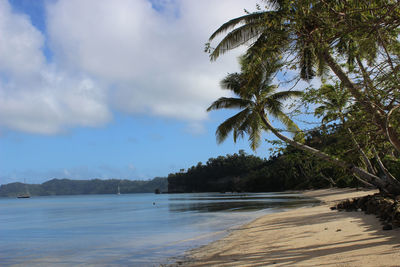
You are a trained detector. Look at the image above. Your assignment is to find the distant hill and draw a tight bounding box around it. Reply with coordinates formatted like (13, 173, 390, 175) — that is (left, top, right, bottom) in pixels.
(0, 177, 167, 197)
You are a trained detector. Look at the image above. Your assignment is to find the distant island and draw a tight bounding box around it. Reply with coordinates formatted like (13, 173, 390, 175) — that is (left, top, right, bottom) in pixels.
(2, 145, 371, 198)
(0, 177, 167, 197)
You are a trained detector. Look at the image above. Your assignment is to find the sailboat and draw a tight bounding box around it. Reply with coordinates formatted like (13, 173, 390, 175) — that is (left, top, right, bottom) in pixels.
(17, 180, 30, 198)
(117, 185, 121, 195)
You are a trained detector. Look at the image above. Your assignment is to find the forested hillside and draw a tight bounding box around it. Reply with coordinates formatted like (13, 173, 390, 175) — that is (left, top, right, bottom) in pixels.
(0, 177, 167, 197)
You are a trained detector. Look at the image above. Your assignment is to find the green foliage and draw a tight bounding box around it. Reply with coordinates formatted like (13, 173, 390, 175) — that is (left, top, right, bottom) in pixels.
(206, 0, 400, 193)
(168, 143, 362, 193)
(168, 151, 266, 193)
(208, 0, 400, 148)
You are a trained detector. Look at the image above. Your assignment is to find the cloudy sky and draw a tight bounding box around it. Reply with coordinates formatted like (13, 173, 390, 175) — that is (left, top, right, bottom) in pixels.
(0, 0, 284, 184)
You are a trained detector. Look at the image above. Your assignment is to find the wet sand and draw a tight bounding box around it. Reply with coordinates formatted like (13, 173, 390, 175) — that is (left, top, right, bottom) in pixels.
(176, 188, 400, 267)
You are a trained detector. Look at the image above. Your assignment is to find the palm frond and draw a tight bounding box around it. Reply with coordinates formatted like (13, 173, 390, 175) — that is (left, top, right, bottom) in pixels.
(259, 84, 277, 97)
(209, 12, 266, 41)
(247, 111, 263, 150)
(221, 71, 263, 99)
(245, 25, 289, 62)
(264, 98, 283, 118)
(267, 0, 290, 11)
(314, 105, 327, 117)
(207, 97, 252, 112)
(220, 73, 246, 94)
(210, 23, 263, 61)
(270, 90, 303, 101)
(275, 111, 300, 133)
(299, 45, 316, 80)
(322, 113, 339, 124)
(216, 108, 250, 144)
(274, 110, 304, 141)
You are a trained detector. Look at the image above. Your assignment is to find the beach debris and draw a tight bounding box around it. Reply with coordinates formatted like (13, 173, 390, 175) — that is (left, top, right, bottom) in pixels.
(334, 193, 400, 229)
(383, 224, 393, 231)
(336, 229, 342, 232)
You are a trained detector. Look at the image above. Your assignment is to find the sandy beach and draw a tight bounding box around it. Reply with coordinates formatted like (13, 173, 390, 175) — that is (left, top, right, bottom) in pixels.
(176, 188, 400, 267)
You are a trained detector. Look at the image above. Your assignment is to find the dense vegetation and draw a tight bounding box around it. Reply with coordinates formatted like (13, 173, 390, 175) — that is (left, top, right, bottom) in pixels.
(0, 178, 167, 197)
(205, 0, 400, 195)
(168, 123, 394, 193)
(169, 123, 400, 193)
(167, 150, 345, 194)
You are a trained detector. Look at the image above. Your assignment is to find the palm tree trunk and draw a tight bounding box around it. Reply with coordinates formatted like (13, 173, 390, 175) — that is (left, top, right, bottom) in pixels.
(320, 49, 400, 153)
(353, 174, 375, 188)
(319, 172, 336, 187)
(339, 114, 376, 175)
(386, 105, 400, 154)
(372, 147, 400, 187)
(346, 128, 376, 175)
(259, 112, 400, 195)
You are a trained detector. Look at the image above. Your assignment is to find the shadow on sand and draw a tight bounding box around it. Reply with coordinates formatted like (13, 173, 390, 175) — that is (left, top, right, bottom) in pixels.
(176, 206, 400, 267)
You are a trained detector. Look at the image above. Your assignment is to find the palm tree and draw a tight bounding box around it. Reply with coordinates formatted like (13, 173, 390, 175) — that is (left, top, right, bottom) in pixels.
(313, 84, 378, 177)
(208, 59, 400, 195)
(208, 58, 301, 150)
(207, 0, 400, 152)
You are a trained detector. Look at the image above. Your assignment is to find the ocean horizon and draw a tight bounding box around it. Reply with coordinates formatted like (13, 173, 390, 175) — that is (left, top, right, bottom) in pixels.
(0, 192, 318, 266)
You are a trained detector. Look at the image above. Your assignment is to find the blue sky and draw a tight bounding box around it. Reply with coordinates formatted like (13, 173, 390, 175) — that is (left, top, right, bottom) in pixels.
(1, 0, 285, 184)
(0, 0, 319, 185)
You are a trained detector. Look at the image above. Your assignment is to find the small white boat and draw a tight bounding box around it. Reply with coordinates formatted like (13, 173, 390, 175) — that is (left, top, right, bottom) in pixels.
(17, 193, 30, 198)
(18, 180, 30, 198)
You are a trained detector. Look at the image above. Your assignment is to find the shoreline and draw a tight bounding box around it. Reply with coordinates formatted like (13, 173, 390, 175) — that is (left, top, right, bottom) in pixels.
(171, 188, 400, 266)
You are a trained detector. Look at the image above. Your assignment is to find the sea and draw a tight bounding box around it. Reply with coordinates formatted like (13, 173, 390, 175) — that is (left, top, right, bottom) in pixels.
(0, 192, 318, 266)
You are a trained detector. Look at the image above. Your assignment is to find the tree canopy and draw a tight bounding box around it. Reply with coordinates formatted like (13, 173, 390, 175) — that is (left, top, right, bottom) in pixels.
(206, 0, 400, 195)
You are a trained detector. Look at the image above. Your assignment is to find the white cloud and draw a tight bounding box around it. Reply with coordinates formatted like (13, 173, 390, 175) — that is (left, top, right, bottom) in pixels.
(0, 0, 111, 134)
(0, 68, 111, 134)
(0, 0, 45, 79)
(0, 0, 259, 134)
(46, 0, 253, 122)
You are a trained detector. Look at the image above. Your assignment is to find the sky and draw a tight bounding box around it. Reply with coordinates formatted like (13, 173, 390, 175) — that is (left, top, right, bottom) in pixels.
(0, 0, 305, 184)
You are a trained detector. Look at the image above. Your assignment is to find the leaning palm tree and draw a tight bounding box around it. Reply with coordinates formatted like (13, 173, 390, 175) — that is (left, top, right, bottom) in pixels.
(208, 59, 400, 195)
(207, 0, 400, 153)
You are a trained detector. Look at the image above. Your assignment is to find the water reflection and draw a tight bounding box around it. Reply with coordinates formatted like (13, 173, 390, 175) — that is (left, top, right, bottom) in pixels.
(0, 192, 320, 266)
(168, 193, 319, 213)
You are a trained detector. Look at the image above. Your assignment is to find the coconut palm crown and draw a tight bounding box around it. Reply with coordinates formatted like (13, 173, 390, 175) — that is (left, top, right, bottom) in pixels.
(207, 57, 302, 151)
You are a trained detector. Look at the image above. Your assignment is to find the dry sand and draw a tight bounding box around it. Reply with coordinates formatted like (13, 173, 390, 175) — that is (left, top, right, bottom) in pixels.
(176, 188, 400, 267)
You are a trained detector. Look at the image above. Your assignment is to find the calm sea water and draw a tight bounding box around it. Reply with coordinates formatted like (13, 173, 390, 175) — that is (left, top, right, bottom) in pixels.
(0, 192, 317, 266)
